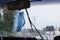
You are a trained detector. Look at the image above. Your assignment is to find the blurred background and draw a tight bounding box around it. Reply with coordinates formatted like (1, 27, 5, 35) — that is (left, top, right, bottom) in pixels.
(0, 0, 60, 40)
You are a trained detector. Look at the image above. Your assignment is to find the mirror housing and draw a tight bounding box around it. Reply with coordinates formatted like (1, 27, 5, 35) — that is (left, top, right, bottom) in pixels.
(7, 0, 30, 10)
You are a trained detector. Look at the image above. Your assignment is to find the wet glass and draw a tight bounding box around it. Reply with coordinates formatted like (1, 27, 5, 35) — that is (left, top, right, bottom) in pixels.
(0, 8, 15, 36)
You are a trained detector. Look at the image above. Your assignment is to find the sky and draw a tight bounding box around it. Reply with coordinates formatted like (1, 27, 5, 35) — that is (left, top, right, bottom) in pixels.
(22, 2, 60, 30)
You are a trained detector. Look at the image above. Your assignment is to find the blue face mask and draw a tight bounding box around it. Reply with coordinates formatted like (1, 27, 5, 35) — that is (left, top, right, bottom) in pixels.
(13, 11, 25, 32)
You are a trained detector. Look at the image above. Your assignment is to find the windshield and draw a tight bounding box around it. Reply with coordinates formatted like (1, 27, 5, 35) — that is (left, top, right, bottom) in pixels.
(23, 2, 60, 30)
(0, 1, 60, 40)
(21, 2, 60, 40)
